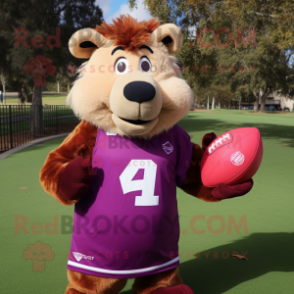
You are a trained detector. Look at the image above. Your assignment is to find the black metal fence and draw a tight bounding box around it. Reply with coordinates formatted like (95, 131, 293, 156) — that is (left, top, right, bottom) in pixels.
(0, 105, 80, 153)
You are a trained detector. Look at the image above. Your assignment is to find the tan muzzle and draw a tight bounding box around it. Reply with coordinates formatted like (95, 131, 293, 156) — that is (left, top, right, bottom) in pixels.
(110, 71, 162, 136)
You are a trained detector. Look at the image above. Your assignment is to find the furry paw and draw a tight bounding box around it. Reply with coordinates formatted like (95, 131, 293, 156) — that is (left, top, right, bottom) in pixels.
(202, 132, 217, 151)
(212, 178, 254, 200)
(59, 157, 93, 201)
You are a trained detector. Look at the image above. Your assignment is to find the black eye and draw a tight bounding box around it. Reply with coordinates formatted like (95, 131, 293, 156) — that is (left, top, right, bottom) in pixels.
(141, 61, 150, 72)
(139, 57, 152, 73)
(117, 62, 126, 72)
(115, 58, 129, 75)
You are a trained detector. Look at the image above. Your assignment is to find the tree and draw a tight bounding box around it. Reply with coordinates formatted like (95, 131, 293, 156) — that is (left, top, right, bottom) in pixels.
(0, 0, 104, 137)
(221, 0, 293, 111)
(0, 70, 7, 104)
(224, 0, 294, 58)
(130, 0, 294, 111)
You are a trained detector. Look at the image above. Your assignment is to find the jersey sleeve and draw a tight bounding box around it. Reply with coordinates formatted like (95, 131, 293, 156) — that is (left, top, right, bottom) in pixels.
(174, 125, 194, 186)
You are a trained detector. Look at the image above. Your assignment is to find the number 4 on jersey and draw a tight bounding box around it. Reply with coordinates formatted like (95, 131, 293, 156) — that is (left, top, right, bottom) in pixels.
(119, 160, 159, 206)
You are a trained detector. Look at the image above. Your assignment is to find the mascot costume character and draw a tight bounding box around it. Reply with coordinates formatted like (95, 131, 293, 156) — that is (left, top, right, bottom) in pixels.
(40, 15, 253, 294)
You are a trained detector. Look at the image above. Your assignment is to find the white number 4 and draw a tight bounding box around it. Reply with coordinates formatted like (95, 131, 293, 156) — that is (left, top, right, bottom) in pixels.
(119, 160, 159, 206)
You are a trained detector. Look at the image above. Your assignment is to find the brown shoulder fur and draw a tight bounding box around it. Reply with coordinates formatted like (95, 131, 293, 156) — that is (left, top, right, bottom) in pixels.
(180, 144, 220, 202)
(39, 120, 97, 205)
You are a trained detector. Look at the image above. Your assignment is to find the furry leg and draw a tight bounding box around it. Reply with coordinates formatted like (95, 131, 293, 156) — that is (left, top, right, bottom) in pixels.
(132, 267, 184, 294)
(65, 269, 128, 294)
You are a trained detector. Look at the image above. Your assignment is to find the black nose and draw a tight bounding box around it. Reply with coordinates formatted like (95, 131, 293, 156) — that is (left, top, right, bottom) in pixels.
(123, 81, 156, 103)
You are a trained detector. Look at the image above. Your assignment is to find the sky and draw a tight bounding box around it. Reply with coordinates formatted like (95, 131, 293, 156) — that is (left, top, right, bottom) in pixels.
(95, 0, 153, 23)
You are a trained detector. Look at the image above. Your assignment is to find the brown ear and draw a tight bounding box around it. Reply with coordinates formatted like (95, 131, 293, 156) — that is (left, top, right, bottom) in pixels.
(68, 28, 107, 59)
(151, 24, 183, 54)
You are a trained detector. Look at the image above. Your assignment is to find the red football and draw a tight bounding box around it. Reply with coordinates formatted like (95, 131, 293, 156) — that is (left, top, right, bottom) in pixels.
(201, 127, 263, 187)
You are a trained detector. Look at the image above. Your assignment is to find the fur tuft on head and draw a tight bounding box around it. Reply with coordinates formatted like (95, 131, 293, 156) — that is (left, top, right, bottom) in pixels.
(95, 15, 160, 51)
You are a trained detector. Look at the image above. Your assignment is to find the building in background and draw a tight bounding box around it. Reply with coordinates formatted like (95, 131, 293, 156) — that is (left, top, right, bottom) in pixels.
(242, 90, 294, 111)
(265, 91, 294, 111)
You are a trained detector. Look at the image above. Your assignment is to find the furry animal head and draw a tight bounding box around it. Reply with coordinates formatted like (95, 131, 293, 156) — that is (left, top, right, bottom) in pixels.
(67, 15, 193, 138)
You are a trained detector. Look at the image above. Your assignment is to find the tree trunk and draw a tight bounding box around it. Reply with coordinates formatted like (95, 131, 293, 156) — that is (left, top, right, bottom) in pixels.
(254, 100, 259, 111)
(253, 90, 259, 111)
(32, 85, 42, 105)
(30, 85, 43, 139)
(21, 83, 28, 103)
(207, 96, 210, 109)
(3, 85, 5, 105)
(238, 95, 242, 109)
(228, 100, 231, 109)
(260, 102, 264, 112)
(260, 94, 266, 112)
(67, 82, 70, 92)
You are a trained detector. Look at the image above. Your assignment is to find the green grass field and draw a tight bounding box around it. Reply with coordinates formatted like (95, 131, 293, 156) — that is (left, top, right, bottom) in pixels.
(0, 105, 73, 118)
(0, 107, 77, 136)
(0, 111, 293, 294)
(4, 95, 67, 105)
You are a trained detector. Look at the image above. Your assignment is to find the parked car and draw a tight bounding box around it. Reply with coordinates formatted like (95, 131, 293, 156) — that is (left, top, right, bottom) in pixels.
(264, 105, 278, 111)
(241, 105, 254, 110)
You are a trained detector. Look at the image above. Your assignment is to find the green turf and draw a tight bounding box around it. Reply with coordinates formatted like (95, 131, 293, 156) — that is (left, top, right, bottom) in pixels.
(0, 106, 77, 136)
(0, 111, 293, 294)
(0, 106, 73, 118)
(42, 95, 67, 105)
(4, 95, 67, 105)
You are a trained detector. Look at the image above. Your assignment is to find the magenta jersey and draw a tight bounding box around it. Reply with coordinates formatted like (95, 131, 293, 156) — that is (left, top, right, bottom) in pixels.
(67, 125, 194, 278)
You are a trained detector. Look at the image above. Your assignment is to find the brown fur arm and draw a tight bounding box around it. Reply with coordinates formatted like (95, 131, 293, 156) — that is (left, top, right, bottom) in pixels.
(40, 120, 98, 205)
(179, 144, 220, 202)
